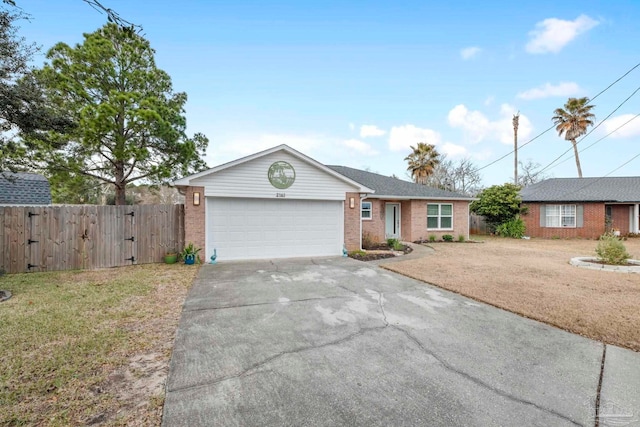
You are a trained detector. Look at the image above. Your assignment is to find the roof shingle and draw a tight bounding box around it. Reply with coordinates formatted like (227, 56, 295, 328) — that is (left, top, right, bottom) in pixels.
(327, 165, 471, 200)
(520, 177, 640, 202)
(0, 172, 52, 205)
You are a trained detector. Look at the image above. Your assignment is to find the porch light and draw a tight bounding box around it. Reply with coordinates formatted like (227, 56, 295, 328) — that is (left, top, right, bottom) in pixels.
(193, 191, 200, 206)
(349, 197, 355, 209)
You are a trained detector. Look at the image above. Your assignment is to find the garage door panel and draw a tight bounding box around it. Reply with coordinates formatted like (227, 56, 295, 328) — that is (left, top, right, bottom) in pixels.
(207, 198, 344, 261)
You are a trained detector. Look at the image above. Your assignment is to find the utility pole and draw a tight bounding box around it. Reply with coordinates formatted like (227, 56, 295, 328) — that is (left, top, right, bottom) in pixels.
(513, 112, 520, 185)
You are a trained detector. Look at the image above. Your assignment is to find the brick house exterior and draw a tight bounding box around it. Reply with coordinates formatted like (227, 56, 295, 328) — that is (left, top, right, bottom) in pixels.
(328, 166, 472, 244)
(521, 177, 640, 239)
(175, 145, 473, 261)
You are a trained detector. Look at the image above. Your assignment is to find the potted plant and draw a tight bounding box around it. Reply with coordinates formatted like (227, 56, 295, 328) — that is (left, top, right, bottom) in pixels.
(180, 243, 201, 265)
(164, 250, 178, 264)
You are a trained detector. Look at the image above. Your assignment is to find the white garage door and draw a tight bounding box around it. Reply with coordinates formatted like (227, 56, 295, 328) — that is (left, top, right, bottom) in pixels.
(207, 198, 344, 261)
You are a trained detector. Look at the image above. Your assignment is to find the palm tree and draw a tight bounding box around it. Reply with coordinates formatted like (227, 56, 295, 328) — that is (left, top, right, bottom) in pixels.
(405, 142, 440, 185)
(552, 97, 595, 178)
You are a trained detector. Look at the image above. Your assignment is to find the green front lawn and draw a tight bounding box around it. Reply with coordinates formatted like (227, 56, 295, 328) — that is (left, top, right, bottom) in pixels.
(0, 264, 197, 426)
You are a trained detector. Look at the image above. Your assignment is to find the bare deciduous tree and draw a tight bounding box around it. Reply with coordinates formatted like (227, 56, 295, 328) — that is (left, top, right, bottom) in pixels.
(518, 159, 551, 187)
(424, 156, 482, 196)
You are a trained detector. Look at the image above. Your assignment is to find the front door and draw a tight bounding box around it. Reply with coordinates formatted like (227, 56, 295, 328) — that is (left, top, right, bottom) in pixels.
(385, 203, 400, 239)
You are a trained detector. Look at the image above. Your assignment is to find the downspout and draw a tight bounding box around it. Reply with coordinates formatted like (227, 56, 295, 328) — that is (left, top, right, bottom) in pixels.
(635, 204, 639, 233)
(360, 193, 368, 250)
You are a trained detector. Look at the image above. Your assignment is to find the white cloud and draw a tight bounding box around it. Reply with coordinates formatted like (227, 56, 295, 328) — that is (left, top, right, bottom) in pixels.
(526, 14, 599, 54)
(349, 123, 355, 131)
(517, 82, 582, 100)
(388, 124, 442, 152)
(343, 138, 379, 155)
(440, 142, 468, 157)
(460, 46, 482, 60)
(359, 125, 386, 138)
(388, 124, 467, 158)
(447, 103, 533, 145)
(484, 96, 495, 106)
(601, 114, 640, 139)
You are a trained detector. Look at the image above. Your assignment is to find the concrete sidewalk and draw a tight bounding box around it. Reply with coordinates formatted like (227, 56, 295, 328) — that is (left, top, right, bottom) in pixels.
(162, 257, 640, 426)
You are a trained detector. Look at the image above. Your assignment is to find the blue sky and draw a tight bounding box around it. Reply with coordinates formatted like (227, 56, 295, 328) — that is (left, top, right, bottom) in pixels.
(16, 0, 640, 186)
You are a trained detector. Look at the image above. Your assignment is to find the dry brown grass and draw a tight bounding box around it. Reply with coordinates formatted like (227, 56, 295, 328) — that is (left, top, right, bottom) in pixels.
(0, 263, 198, 426)
(384, 237, 640, 352)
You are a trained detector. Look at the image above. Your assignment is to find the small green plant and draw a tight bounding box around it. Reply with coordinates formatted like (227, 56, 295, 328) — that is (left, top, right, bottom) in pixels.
(596, 234, 631, 265)
(349, 250, 366, 256)
(457, 234, 465, 242)
(442, 234, 454, 242)
(429, 235, 437, 242)
(495, 218, 526, 238)
(180, 242, 202, 264)
(386, 237, 403, 250)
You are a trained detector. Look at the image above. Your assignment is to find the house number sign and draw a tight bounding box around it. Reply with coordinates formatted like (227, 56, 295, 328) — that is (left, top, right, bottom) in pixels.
(268, 161, 296, 189)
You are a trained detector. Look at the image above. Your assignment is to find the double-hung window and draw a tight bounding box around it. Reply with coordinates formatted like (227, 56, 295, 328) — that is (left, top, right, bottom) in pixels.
(545, 204, 576, 227)
(427, 203, 453, 229)
(361, 201, 372, 220)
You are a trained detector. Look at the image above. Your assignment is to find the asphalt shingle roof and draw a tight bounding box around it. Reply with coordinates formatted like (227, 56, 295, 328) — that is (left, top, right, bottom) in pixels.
(327, 165, 471, 199)
(0, 172, 52, 205)
(520, 177, 640, 202)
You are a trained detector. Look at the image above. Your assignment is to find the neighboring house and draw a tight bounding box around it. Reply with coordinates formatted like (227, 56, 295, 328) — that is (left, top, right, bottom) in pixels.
(520, 177, 640, 238)
(0, 172, 52, 205)
(174, 144, 473, 262)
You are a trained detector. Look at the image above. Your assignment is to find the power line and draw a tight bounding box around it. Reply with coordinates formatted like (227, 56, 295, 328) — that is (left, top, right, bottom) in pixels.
(551, 113, 640, 168)
(476, 125, 554, 172)
(477, 60, 640, 173)
(549, 151, 640, 200)
(536, 84, 640, 175)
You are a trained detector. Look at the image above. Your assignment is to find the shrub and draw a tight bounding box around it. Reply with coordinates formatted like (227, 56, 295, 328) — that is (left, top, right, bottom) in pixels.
(495, 218, 525, 238)
(428, 235, 437, 242)
(442, 234, 454, 242)
(596, 234, 631, 265)
(457, 234, 465, 242)
(387, 238, 403, 250)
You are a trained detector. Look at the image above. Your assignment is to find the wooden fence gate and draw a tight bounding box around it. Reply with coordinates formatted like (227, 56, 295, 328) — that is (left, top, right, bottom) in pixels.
(0, 205, 184, 274)
(469, 214, 490, 235)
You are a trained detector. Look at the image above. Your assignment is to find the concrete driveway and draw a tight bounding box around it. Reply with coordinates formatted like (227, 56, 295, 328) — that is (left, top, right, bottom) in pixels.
(163, 257, 639, 427)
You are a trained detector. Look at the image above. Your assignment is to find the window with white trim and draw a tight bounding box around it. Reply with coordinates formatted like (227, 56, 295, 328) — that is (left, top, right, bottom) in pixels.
(427, 203, 453, 229)
(546, 204, 576, 227)
(361, 201, 372, 220)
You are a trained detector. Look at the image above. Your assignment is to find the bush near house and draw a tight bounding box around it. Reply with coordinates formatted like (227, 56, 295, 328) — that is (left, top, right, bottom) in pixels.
(596, 233, 631, 265)
(496, 217, 526, 238)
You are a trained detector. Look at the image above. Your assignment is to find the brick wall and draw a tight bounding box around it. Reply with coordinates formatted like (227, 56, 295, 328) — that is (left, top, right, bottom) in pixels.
(362, 199, 470, 244)
(522, 202, 605, 239)
(409, 200, 469, 241)
(184, 186, 206, 258)
(344, 192, 361, 251)
(362, 199, 386, 243)
(401, 200, 412, 241)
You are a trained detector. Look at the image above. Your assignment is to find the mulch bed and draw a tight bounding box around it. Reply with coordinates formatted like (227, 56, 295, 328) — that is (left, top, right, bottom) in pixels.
(349, 243, 413, 262)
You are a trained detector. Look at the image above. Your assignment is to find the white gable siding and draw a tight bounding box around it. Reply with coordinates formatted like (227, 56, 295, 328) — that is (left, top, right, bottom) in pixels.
(192, 151, 357, 200)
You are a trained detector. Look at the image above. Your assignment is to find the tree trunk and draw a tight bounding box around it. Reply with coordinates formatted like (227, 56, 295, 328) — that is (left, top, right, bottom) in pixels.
(572, 139, 583, 178)
(115, 160, 126, 205)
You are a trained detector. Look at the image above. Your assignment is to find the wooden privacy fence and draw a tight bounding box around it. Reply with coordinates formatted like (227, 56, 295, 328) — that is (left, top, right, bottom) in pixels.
(0, 204, 184, 274)
(469, 214, 490, 235)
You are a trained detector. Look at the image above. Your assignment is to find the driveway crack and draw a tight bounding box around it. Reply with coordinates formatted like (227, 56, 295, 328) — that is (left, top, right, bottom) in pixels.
(594, 343, 606, 427)
(377, 291, 388, 326)
(392, 325, 583, 427)
(169, 325, 387, 393)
